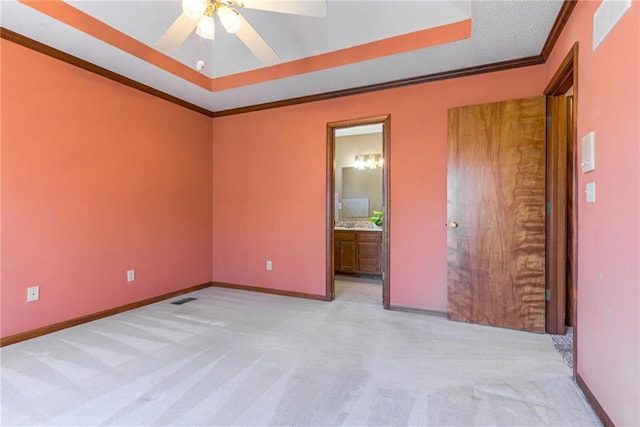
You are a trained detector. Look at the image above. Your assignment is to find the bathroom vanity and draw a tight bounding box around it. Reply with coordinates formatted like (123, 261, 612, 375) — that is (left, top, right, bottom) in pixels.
(334, 228, 382, 275)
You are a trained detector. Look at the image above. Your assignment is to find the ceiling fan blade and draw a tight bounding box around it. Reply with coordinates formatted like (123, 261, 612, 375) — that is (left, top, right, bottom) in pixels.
(235, 14, 281, 66)
(240, 0, 327, 17)
(156, 13, 198, 52)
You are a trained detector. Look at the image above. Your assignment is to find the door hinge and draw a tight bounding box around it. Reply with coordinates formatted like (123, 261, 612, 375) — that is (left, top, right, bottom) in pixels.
(546, 289, 551, 301)
(546, 203, 552, 214)
(546, 116, 552, 128)
(382, 272, 385, 280)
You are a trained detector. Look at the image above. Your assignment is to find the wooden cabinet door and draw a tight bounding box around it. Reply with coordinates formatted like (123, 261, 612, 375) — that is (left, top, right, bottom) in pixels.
(355, 231, 382, 274)
(357, 241, 379, 258)
(335, 231, 356, 273)
(339, 241, 356, 273)
(357, 256, 380, 274)
(447, 97, 546, 333)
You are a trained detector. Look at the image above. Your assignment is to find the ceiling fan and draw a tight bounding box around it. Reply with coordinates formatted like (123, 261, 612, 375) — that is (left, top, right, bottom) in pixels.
(157, 0, 328, 66)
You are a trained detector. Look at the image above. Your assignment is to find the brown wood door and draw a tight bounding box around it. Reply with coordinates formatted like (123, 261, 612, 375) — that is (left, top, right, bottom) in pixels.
(447, 97, 546, 333)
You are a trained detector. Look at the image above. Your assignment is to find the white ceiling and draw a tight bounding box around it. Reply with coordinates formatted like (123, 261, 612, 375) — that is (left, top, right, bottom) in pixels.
(0, 0, 564, 113)
(335, 124, 383, 137)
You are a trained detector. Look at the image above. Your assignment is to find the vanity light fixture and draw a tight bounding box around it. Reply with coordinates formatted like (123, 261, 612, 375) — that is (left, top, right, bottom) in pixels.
(355, 153, 383, 170)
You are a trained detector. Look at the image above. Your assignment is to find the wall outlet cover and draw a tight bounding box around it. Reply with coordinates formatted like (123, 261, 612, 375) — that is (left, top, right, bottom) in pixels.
(27, 286, 39, 302)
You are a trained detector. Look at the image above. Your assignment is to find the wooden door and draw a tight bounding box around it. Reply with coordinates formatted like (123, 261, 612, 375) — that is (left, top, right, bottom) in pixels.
(447, 97, 546, 333)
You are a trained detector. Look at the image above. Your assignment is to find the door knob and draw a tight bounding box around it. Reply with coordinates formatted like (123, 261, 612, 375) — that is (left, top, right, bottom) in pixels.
(449, 221, 459, 229)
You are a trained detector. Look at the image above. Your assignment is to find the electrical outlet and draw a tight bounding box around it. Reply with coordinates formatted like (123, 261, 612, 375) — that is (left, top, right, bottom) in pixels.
(266, 260, 272, 271)
(127, 270, 135, 282)
(27, 286, 39, 302)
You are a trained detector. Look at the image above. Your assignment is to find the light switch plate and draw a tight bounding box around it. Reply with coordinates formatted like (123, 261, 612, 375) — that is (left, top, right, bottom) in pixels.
(581, 132, 596, 173)
(586, 181, 596, 203)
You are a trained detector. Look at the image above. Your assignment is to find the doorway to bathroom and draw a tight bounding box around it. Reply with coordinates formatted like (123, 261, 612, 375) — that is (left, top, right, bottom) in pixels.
(326, 115, 390, 308)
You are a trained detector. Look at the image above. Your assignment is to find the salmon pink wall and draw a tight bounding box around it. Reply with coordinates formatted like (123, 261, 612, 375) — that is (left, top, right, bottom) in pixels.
(1, 40, 213, 338)
(545, 2, 639, 425)
(212, 65, 545, 308)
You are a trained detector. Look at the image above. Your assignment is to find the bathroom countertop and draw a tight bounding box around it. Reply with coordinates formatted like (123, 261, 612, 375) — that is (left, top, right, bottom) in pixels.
(334, 227, 382, 232)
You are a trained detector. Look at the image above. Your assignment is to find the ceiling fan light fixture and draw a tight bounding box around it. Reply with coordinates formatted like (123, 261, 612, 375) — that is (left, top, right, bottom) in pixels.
(182, 0, 207, 20)
(218, 6, 242, 34)
(196, 15, 216, 40)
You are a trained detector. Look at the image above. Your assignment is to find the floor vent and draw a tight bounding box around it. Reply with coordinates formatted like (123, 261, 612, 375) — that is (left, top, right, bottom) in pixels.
(171, 297, 198, 305)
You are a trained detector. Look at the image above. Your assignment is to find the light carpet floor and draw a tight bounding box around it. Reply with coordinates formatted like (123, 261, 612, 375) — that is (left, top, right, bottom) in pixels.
(335, 277, 382, 307)
(1, 287, 599, 426)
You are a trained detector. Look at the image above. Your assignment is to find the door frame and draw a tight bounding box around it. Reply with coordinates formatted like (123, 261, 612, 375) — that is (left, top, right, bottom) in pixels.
(326, 114, 391, 308)
(544, 42, 578, 375)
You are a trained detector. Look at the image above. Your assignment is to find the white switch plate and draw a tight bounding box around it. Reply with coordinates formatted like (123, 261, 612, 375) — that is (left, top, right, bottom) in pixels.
(581, 132, 596, 173)
(586, 181, 596, 203)
(27, 286, 39, 302)
(127, 270, 135, 282)
(266, 260, 272, 271)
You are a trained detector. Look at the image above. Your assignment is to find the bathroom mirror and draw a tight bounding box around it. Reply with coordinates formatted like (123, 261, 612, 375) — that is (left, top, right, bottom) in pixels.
(341, 167, 382, 218)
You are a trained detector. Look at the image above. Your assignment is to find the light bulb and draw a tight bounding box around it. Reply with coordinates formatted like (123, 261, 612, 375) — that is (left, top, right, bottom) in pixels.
(182, 0, 207, 20)
(218, 6, 242, 34)
(365, 156, 374, 169)
(196, 15, 216, 40)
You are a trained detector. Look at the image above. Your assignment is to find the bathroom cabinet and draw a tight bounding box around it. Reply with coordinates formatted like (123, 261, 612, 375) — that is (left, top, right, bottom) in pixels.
(334, 230, 357, 273)
(334, 230, 382, 275)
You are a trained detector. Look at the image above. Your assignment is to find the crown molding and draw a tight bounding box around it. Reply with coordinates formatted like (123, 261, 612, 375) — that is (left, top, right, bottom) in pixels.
(212, 0, 576, 117)
(540, 0, 578, 60)
(0, 27, 214, 117)
(212, 55, 544, 117)
(1, 0, 576, 118)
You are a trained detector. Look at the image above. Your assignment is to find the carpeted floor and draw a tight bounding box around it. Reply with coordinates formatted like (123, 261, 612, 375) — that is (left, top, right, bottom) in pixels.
(551, 327, 574, 369)
(335, 275, 382, 306)
(1, 287, 599, 426)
